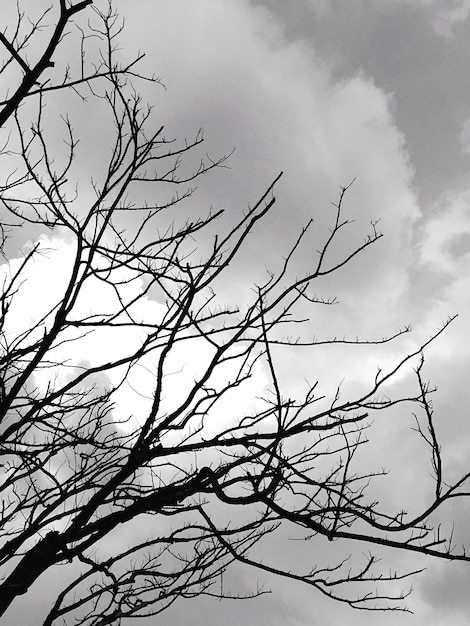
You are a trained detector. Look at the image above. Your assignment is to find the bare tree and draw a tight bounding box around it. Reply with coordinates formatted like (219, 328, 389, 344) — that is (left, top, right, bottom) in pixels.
(0, 2, 469, 624)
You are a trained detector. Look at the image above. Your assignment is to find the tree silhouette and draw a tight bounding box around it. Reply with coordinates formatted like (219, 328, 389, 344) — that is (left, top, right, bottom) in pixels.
(0, 2, 468, 624)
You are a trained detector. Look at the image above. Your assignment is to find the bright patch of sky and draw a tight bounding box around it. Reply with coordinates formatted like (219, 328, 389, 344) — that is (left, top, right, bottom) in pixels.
(0, 237, 268, 441)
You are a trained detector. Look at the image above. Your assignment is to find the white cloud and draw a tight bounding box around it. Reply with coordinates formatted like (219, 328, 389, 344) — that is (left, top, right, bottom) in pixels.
(431, 0, 470, 36)
(118, 0, 422, 338)
(114, 0, 468, 443)
(0, 236, 268, 438)
(419, 191, 470, 275)
(414, 190, 470, 362)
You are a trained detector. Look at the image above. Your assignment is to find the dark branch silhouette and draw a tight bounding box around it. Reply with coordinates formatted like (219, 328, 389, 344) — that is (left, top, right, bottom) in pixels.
(0, 2, 468, 624)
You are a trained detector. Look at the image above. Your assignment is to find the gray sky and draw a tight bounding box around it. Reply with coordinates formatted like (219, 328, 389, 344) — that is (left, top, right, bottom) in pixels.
(121, 2, 470, 624)
(3, 0, 470, 624)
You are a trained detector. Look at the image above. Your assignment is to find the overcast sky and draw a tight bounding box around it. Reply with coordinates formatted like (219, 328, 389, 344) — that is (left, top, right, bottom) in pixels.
(4, 1, 470, 625)
(121, 2, 470, 624)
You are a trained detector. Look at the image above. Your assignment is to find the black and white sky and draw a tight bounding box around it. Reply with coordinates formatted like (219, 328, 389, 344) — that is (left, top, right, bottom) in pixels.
(3, 1, 470, 625)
